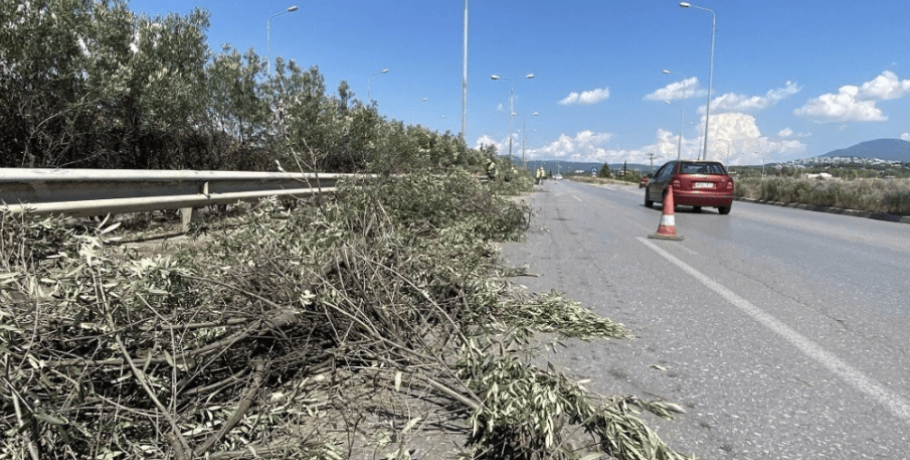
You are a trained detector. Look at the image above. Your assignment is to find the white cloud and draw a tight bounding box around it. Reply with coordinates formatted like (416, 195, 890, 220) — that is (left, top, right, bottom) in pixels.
(474, 134, 503, 153)
(700, 112, 806, 164)
(558, 87, 610, 105)
(901, 132, 910, 141)
(644, 77, 704, 101)
(521, 111, 808, 166)
(795, 71, 910, 123)
(794, 85, 886, 122)
(536, 130, 614, 159)
(859, 70, 910, 100)
(710, 81, 800, 112)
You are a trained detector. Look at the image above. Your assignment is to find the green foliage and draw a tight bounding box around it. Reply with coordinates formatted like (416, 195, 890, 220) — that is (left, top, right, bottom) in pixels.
(617, 169, 642, 185)
(598, 163, 612, 178)
(457, 289, 693, 460)
(494, 290, 629, 340)
(0, 0, 211, 168)
(0, 0, 490, 175)
(337, 169, 529, 241)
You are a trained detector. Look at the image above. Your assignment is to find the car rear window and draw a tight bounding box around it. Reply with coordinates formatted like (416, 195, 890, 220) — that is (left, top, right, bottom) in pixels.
(679, 162, 726, 175)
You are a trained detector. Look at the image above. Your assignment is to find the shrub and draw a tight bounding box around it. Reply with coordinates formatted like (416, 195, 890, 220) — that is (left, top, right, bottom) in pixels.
(735, 177, 910, 215)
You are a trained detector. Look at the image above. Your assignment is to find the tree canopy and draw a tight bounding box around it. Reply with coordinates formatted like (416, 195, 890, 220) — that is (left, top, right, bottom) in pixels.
(0, 0, 483, 174)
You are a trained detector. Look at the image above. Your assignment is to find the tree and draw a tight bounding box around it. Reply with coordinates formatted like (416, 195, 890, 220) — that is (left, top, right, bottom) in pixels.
(597, 162, 611, 178)
(0, 0, 211, 168)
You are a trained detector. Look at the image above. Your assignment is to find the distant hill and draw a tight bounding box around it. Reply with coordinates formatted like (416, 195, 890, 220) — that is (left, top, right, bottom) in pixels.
(818, 139, 910, 162)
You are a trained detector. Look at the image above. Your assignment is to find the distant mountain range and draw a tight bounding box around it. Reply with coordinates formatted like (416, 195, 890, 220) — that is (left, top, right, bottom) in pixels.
(816, 138, 910, 162)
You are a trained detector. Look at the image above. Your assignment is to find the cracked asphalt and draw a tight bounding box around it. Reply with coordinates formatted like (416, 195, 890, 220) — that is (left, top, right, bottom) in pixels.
(501, 179, 910, 460)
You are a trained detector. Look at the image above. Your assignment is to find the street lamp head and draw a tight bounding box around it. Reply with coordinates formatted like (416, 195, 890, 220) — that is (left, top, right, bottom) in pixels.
(679, 2, 691, 7)
(662, 69, 671, 74)
(490, 74, 500, 80)
(381, 68, 389, 74)
(532, 112, 538, 116)
(525, 73, 535, 79)
(287, 5, 299, 12)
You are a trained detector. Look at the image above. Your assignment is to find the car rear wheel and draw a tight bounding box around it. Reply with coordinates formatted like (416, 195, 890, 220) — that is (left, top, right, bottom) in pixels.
(644, 190, 653, 208)
(693, 206, 702, 213)
(718, 205, 731, 215)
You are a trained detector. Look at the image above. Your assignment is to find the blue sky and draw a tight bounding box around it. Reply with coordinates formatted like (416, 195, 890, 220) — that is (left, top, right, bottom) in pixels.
(128, 0, 910, 166)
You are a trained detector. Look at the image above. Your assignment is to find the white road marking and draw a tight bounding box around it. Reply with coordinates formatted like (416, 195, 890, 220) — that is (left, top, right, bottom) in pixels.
(572, 195, 583, 202)
(638, 237, 910, 424)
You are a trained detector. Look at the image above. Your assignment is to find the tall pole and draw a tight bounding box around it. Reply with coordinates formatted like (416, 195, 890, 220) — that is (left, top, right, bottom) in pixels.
(491, 74, 534, 160)
(268, 5, 298, 77)
(680, 2, 715, 161)
(462, 0, 468, 144)
(508, 84, 514, 158)
(663, 69, 689, 160)
(522, 117, 526, 164)
(519, 112, 538, 168)
(368, 68, 389, 101)
(705, 11, 715, 161)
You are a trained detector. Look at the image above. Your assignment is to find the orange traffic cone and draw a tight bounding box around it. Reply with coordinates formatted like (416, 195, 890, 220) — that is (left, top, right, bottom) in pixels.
(648, 185, 684, 241)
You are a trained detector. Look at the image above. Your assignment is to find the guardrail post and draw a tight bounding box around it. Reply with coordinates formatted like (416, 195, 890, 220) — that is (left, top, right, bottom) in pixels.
(180, 207, 195, 233)
(180, 181, 209, 232)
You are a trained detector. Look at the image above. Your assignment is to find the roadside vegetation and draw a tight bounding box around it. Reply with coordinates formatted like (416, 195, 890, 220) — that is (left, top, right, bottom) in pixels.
(733, 175, 910, 216)
(1, 171, 698, 459)
(0, 0, 491, 175)
(1, 2, 702, 459)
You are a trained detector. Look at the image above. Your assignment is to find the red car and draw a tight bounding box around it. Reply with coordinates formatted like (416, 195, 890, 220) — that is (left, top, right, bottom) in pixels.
(639, 174, 651, 188)
(644, 160, 734, 215)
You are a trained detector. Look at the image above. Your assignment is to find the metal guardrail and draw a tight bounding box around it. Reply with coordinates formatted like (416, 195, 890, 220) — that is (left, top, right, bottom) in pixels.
(0, 168, 342, 230)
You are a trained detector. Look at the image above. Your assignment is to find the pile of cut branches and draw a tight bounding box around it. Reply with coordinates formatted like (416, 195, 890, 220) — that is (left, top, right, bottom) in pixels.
(1, 170, 697, 459)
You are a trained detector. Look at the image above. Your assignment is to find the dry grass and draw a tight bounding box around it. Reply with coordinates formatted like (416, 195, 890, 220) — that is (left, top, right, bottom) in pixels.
(734, 177, 910, 215)
(564, 176, 637, 187)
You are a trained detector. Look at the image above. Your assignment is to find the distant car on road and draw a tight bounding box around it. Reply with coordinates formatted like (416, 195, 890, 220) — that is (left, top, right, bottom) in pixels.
(554, 174, 563, 180)
(639, 173, 652, 188)
(644, 160, 734, 215)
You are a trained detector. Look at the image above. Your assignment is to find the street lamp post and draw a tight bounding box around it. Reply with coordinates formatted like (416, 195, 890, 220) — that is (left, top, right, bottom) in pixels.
(491, 73, 534, 159)
(368, 68, 389, 101)
(268, 5, 298, 77)
(679, 2, 715, 161)
(462, 0, 469, 144)
(662, 69, 690, 160)
(520, 112, 538, 168)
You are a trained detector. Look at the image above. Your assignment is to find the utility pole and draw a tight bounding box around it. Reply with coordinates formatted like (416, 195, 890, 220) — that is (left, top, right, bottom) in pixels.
(462, 0, 468, 144)
(648, 152, 656, 173)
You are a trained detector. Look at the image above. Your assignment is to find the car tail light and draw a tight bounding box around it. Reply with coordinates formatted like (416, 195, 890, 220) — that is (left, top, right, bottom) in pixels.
(726, 181, 734, 191)
(672, 179, 681, 189)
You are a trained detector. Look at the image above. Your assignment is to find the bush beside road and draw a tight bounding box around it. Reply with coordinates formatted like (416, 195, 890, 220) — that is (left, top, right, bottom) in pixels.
(734, 177, 910, 218)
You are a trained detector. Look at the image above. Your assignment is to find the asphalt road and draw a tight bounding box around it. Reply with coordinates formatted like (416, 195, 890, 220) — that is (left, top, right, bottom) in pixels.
(500, 179, 910, 460)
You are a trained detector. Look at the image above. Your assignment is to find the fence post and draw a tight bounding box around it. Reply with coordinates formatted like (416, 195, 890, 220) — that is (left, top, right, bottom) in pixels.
(180, 207, 195, 233)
